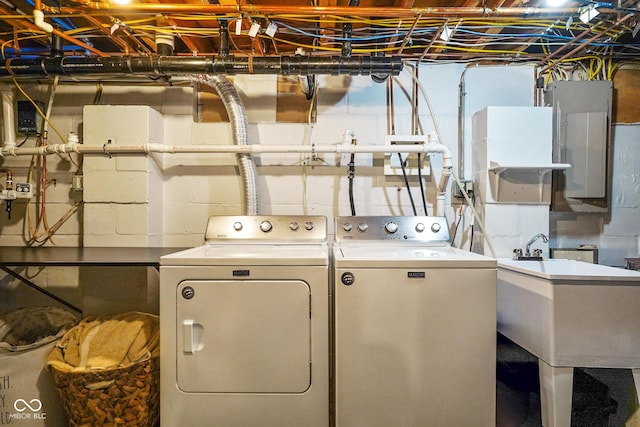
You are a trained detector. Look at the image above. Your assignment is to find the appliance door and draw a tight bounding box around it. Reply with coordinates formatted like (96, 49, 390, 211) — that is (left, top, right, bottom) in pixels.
(176, 279, 311, 393)
(334, 266, 496, 427)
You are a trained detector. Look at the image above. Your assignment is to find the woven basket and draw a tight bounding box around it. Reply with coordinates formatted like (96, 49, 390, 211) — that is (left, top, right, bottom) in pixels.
(50, 356, 159, 427)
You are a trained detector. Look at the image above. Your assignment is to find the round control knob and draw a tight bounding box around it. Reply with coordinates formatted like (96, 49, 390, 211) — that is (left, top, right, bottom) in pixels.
(289, 221, 299, 231)
(304, 221, 314, 231)
(415, 223, 425, 233)
(357, 223, 368, 232)
(431, 222, 441, 233)
(260, 220, 273, 232)
(342, 223, 353, 232)
(233, 221, 243, 231)
(385, 221, 398, 234)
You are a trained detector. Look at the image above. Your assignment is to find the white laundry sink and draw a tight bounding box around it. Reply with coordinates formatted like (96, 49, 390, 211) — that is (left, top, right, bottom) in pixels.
(497, 258, 640, 427)
(497, 258, 640, 367)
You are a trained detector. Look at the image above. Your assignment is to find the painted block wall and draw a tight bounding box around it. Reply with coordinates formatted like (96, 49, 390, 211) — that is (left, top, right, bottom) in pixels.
(83, 105, 164, 247)
(0, 64, 639, 316)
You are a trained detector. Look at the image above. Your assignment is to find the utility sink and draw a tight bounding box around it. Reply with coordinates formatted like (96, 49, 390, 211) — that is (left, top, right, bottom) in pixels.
(497, 258, 640, 427)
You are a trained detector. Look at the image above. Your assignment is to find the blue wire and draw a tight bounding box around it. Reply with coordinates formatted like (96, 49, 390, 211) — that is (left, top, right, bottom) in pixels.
(24, 0, 76, 31)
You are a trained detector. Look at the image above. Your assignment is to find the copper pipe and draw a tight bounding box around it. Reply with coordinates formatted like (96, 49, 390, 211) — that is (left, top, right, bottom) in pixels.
(51, 3, 587, 18)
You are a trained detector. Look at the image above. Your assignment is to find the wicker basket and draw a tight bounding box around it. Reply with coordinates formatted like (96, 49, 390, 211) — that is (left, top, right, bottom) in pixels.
(47, 312, 160, 427)
(49, 357, 159, 427)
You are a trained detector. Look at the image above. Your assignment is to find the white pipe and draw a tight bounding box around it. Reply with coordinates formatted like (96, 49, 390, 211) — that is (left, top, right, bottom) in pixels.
(0, 84, 17, 149)
(1, 138, 456, 217)
(1, 141, 454, 157)
(33, 9, 54, 34)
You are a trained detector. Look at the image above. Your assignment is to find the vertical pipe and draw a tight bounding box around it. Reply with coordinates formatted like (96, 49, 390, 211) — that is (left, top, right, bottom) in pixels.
(219, 20, 230, 56)
(0, 84, 17, 149)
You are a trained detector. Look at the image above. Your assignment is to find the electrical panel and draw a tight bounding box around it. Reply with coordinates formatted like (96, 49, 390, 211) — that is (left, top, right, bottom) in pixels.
(17, 100, 45, 134)
(544, 80, 612, 213)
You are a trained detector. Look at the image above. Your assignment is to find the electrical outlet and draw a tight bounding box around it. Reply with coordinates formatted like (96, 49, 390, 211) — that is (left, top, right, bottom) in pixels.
(453, 180, 474, 201)
(72, 175, 84, 191)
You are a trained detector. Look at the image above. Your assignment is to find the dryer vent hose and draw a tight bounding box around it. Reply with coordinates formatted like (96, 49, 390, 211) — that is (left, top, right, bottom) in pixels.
(190, 75, 259, 215)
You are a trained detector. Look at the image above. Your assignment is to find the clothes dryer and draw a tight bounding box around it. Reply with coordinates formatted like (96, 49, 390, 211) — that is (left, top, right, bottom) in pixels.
(333, 216, 496, 427)
(160, 215, 329, 427)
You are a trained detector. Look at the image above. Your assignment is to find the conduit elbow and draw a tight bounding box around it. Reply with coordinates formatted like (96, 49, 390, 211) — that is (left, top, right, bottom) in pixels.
(34, 10, 54, 34)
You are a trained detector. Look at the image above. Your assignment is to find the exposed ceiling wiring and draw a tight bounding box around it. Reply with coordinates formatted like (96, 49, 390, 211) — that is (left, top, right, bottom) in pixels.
(0, 1, 637, 69)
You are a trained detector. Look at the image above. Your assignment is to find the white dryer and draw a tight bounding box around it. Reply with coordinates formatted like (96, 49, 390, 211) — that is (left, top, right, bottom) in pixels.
(160, 215, 329, 427)
(333, 216, 497, 427)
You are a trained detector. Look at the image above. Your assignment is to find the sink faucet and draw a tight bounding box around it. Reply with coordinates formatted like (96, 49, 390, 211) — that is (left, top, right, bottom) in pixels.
(525, 233, 548, 257)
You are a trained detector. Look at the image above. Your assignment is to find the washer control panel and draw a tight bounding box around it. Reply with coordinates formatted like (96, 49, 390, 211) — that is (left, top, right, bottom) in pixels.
(335, 216, 450, 242)
(205, 215, 327, 242)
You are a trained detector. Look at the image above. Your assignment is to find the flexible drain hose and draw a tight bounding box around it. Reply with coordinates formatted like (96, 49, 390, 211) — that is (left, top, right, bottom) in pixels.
(190, 75, 259, 215)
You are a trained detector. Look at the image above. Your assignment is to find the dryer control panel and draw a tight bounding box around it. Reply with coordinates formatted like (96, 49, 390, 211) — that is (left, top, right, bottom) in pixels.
(205, 215, 327, 242)
(335, 216, 450, 242)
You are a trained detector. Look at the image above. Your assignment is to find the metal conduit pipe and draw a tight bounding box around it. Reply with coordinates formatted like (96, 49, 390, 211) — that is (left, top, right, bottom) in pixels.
(0, 55, 403, 78)
(189, 74, 259, 216)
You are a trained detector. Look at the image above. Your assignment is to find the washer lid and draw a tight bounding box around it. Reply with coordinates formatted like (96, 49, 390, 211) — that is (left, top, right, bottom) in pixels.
(334, 244, 496, 268)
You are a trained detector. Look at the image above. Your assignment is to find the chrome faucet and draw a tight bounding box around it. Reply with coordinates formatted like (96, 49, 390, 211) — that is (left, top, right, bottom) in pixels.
(525, 233, 548, 257)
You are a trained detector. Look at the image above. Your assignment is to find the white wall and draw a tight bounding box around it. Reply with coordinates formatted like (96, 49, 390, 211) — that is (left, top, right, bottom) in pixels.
(0, 64, 638, 315)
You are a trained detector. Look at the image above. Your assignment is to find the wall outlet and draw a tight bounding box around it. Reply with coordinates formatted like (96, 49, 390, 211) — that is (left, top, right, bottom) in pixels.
(72, 175, 84, 191)
(453, 180, 474, 201)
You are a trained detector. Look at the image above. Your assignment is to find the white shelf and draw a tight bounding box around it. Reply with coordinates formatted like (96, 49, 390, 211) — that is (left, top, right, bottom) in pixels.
(488, 161, 571, 175)
(488, 161, 571, 203)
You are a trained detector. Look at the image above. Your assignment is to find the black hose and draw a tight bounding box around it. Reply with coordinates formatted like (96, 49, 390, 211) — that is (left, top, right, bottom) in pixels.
(398, 153, 417, 216)
(348, 153, 356, 216)
(417, 153, 428, 215)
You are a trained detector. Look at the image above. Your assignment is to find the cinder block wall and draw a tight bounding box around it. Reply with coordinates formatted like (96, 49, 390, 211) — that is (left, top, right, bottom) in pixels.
(0, 64, 638, 315)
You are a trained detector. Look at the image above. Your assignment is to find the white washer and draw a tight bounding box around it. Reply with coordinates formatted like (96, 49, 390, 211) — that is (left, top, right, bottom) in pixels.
(333, 216, 497, 427)
(160, 215, 329, 427)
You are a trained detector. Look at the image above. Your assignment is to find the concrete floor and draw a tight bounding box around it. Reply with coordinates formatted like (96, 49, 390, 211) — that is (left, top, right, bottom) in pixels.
(496, 333, 640, 427)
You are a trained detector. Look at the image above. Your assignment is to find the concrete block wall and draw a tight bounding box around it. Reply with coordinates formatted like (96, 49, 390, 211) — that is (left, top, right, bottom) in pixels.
(550, 124, 640, 266)
(473, 204, 550, 258)
(1, 64, 640, 316)
(82, 105, 164, 247)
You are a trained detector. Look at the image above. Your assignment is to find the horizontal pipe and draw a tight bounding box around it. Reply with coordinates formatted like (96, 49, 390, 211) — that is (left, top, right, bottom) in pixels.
(1, 141, 452, 159)
(55, 2, 587, 17)
(0, 55, 403, 77)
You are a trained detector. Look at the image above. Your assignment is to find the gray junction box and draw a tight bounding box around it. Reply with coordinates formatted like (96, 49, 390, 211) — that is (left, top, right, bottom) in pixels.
(544, 80, 612, 213)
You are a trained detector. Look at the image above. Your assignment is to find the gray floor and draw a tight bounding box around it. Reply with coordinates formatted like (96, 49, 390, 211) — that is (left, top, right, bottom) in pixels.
(496, 333, 639, 427)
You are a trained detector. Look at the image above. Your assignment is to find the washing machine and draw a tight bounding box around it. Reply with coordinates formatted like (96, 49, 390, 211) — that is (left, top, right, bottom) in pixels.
(333, 216, 496, 427)
(160, 215, 329, 427)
